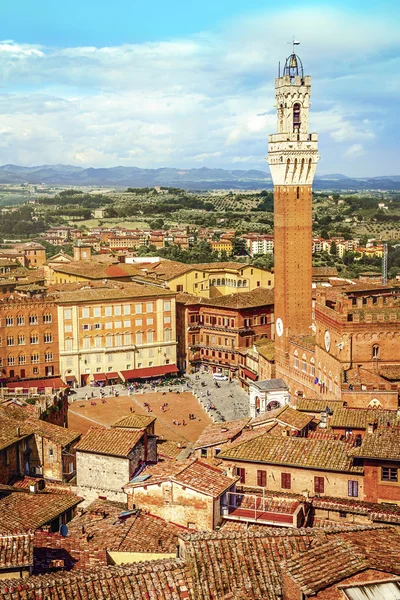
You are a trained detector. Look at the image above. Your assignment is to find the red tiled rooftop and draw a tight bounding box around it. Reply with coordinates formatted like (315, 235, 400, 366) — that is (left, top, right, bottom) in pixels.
(67, 499, 184, 554)
(75, 427, 145, 458)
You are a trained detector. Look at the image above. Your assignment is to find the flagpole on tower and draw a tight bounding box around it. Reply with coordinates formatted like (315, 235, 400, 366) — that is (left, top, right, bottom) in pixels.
(288, 36, 301, 53)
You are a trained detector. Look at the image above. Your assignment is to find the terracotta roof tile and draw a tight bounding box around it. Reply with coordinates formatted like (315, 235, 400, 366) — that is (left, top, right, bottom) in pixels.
(112, 414, 156, 430)
(330, 407, 400, 430)
(0, 533, 33, 569)
(0, 491, 82, 533)
(0, 558, 194, 600)
(25, 417, 80, 447)
(296, 398, 344, 413)
(157, 440, 187, 460)
(281, 527, 400, 595)
(250, 405, 314, 431)
(75, 427, 145, 458)
(219, 433, 363, 473)
(353, 427, 400, 460)
(176, 460, 238, 498)
(52, 281, 174, 303)
(67, 500, 184, 554)
(51, 260, 141, 279)
(194, 419, 251, 450)
(0, 415, 32, 452)
(255, 339, 275, 361)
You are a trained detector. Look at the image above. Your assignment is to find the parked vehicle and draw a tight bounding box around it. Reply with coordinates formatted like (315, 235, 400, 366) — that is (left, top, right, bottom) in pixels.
(213, 373, 228, 381)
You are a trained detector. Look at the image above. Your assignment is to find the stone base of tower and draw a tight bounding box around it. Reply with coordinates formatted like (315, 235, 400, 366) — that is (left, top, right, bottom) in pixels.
(273, 184, 313, 365)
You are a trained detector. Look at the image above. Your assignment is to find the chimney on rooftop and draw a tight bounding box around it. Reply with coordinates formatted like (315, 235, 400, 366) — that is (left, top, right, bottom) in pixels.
(29, 482, 38, 494)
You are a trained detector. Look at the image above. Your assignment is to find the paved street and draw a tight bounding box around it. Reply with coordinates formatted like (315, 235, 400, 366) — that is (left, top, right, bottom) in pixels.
(186, 372, 250, 422)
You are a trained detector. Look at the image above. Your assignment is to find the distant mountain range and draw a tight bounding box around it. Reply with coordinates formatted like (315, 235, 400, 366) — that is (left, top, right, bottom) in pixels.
(0, 164, 400, 191)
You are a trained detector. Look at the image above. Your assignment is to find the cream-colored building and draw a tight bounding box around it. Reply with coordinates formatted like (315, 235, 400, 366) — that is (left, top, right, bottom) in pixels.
(53, 281, 177, 385)
(133, 260, 274, 299)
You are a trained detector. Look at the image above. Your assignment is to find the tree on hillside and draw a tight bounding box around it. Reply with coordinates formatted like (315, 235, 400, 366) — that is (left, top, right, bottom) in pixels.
(231, 237, 248, 256)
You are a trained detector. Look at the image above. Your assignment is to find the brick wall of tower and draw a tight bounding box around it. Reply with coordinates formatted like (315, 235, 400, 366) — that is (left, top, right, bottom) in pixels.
(274, 184, 313, 357)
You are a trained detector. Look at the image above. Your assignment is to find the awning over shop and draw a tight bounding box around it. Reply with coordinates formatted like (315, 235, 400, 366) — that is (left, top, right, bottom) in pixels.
(120, 364, 179, 381)
(6, 377, 67, 390)
(65, 375, 77, 383)
(242, 368, 258, 381)
(93, 373, 107, 382)
(106, 372, 119, 380)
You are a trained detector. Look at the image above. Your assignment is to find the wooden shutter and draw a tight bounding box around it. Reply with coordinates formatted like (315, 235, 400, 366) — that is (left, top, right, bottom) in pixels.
(257, 470, 267, 487)
(281, 472, 291, 489)
(348, 480, 358, 497)
(314, 476, 324, 494)
(236, 467, 245, 484)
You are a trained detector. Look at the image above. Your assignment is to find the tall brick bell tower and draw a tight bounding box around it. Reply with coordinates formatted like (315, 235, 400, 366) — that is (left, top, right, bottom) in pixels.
(267, 50, 320, 365)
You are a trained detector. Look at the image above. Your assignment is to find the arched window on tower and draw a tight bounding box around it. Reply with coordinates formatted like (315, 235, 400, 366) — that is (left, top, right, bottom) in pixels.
(293, 103, 301, 132)
(372, 344, 379, 359)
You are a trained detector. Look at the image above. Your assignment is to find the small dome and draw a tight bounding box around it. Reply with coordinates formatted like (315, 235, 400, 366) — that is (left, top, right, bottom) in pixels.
(283, 53, 303, 78)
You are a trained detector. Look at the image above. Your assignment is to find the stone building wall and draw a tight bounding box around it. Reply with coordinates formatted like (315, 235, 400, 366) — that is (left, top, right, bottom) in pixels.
(76, 452, 130, 505)
(127, 482, 215, 530)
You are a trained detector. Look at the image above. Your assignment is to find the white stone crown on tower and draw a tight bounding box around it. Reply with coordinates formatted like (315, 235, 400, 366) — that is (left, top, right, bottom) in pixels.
(267, 53, 320, 187)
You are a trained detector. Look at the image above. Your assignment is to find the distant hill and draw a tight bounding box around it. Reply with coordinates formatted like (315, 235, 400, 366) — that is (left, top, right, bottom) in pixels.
(0, 164, 399, 191)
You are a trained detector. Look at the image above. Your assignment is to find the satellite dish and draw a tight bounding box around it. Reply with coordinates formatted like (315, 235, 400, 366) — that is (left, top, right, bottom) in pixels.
(59, 524, 68, 537)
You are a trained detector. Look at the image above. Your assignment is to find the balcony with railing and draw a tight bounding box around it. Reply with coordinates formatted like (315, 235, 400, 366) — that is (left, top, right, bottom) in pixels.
(221, 491, 307, 528)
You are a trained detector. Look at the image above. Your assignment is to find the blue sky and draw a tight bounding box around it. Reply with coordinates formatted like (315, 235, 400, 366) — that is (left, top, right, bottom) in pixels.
(0, 0, 399, 175)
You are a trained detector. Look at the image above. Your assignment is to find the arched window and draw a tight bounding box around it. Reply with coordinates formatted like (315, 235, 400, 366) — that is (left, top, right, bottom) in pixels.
(293, 103, 301, 131)
(285, 158, 290, 180)
(221, 278, 225, 285)
(302, 353, 307, 373)
(216, 278, 221, 286)
(372, 345, 379, 359)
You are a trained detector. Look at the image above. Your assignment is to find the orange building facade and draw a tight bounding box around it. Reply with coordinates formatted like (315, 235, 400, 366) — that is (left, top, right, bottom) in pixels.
(0, 296, 60, 382)
(176, 289, 274, 378)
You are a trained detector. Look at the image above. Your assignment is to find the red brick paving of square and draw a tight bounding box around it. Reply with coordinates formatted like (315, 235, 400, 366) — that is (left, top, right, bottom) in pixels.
(68, 392, 212, 443)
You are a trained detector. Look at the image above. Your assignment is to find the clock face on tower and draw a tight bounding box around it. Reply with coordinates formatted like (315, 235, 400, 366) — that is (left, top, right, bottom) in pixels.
(324, 330, 331, 352)
(276, 318, 284, 338)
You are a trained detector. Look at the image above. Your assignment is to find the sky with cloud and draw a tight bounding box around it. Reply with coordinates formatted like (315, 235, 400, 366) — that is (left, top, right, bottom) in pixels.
(0, 0, 399, 176)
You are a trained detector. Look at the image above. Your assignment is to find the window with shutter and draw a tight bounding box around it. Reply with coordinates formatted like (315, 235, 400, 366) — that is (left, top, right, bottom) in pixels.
(235, 467, 246, 484)
(348, 480, 358, 497)
(314, 476, 324, 494)
(281, 472, 291, 489)
(257, 470, 267, 487)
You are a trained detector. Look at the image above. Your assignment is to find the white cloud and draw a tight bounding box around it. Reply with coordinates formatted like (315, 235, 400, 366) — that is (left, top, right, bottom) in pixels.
(0, 5, 398, 174)
(344, 144, 365, 159)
